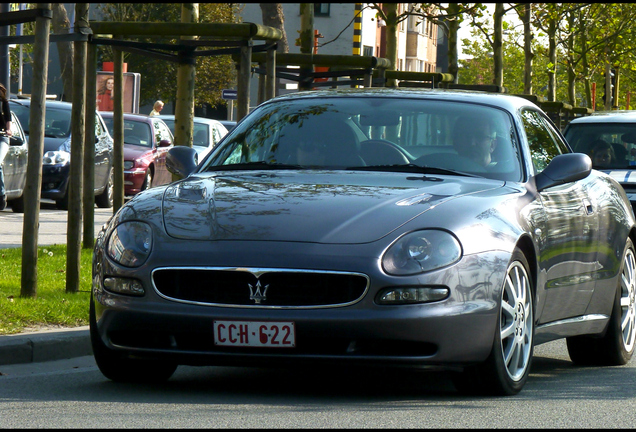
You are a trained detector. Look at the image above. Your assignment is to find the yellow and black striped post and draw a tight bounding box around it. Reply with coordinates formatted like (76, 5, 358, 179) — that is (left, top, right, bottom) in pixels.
(353, 3, 362, 55)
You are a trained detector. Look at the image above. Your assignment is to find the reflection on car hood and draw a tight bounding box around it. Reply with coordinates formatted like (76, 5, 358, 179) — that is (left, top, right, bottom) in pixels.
(161, 171, 504, 244)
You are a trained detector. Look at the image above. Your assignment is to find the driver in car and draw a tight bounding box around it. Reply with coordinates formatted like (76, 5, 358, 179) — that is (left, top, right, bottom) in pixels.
(452, 115, 498, 168)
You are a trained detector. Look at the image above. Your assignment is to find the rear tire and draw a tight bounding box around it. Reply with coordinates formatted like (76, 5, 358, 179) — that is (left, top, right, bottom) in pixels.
(90, 296, 177, 383)
(566, 238, 636, 366)
(9, 195, 24, 213)
(453, 248, 534, 396)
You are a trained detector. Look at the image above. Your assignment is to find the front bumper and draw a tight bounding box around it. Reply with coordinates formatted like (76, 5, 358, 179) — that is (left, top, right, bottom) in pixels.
(92, 240, 507, 369)
(41, 164, 69, 200)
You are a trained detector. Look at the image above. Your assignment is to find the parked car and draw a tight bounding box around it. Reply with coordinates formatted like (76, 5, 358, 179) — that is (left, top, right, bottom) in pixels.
(564, 111, 636, 214)
(218, 120, 237, 132)
(158, 115, 228, 162)
(91, 88, 636, 396)
(0, 112, 28, 212)
(100, 112, 174, 196)
(9, 99, 114, 210)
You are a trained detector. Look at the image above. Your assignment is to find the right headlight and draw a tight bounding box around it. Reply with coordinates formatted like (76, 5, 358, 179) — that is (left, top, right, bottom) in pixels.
(124, 160, 135, 170)
(382, 230, 462, 276)
(106, 221, 153, 267)
(42, 150, 70, 166)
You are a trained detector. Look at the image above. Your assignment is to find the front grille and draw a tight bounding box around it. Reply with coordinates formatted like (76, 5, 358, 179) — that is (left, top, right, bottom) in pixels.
(152, 267, 369, 308)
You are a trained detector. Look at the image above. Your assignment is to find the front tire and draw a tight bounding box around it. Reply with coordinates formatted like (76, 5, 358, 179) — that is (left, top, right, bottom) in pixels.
(453, 248, 534, 396)
(140, 169, 153, 192)
(566, 238, 636, 366)
(90, 296, 177, 383)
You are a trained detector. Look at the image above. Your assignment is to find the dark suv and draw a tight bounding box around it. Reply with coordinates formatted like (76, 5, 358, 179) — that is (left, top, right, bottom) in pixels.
(10, 99, 114, 209)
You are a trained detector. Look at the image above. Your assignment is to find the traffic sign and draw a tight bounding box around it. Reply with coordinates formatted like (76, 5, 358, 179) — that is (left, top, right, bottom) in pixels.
(222, 89, 237, 100)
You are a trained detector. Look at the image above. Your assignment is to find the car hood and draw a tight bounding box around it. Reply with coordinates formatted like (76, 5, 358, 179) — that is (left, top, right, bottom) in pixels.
(160, 170, 505, 244)
(43, 137, 68, 153)
(124, 144, 152, 160)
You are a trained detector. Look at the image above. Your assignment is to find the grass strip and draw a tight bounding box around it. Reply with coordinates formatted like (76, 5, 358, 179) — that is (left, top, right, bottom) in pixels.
(0, 245, 91, 335)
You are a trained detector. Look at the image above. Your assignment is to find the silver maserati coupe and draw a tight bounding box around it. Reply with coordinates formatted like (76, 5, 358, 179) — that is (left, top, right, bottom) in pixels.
(91, 88, 636, 396)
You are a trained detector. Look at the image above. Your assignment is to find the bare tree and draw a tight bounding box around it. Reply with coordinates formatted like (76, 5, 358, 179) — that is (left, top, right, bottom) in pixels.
(51, 3, 73, 101)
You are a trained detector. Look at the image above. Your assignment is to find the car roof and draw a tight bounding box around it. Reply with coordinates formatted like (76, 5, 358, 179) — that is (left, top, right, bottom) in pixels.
(260, 87, 543, 112)
(10, 99, 72, 109)
(100, 111, 158, 122)
(157, 114, 225, 126)
(568, 111, 636, 124)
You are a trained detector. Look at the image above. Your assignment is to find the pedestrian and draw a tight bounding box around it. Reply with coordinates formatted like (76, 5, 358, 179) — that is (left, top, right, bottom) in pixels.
(96, 76, 114, 111)
(0, 82, 13, 211)
(149, 100, 164, 116)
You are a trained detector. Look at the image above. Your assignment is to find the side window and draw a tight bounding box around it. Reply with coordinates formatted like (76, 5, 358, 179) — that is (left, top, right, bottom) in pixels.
(521, 109, 567, 173)
(95, 114, 105, 136)
(153, 120, 173, 144)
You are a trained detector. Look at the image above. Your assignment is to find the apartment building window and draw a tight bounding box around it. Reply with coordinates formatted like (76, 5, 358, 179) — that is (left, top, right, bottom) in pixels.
(314, 4, 330, 17)
(363, 45, 374, 57)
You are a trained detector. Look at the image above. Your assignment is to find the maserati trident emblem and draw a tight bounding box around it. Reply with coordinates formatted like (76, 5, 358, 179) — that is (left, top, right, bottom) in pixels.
(248, 280, 269, 304)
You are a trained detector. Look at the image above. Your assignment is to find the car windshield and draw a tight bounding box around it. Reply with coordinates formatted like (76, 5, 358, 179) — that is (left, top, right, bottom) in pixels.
(10, 103, 72, 138)
(200, 96, 523, 181)
(564, 122, 636, 169)
(192, 124, 210, 148)
(103, 118, 152, 147)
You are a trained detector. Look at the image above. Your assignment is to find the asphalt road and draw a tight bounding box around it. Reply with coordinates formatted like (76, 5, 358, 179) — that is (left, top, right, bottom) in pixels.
(2, 338, 636, 428)
(0, 201, 114, 249)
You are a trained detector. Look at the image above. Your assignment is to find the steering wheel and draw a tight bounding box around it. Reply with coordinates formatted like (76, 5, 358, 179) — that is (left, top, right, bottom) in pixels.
(359, 139, 411, 166)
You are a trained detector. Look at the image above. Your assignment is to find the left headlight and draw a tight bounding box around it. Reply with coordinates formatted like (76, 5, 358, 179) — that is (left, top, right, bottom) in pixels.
(382, 230, 462, 276)
(106, 221, 153, 267)
(42, 150, 70, 166)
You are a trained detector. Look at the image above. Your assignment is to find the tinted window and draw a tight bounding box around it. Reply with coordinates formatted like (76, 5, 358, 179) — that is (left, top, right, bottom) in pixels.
(521, 109, 568, 173)
(202, 97, 523, 181)
(565, 122, 635, 169)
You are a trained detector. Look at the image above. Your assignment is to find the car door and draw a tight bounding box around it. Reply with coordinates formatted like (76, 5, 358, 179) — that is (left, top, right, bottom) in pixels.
(522, 109, 600, 324)
(2, 113, 28, 197)
(151, 118, 174, 186)
(93, 112, 113, 192)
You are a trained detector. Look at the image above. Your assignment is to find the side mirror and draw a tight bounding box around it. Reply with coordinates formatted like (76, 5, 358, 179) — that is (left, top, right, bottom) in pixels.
(166, 146, 198, 179)
(534, 153, 592, 192)
(9, 136, 23, 146)
(158, 139, 172, 148)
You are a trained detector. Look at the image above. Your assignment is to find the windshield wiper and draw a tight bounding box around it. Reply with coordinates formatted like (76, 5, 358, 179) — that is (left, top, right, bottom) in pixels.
(204, 161, 304, 172)
(352, 164, 481, 177)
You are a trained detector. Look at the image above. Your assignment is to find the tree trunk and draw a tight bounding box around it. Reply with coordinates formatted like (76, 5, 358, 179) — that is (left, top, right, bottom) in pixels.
(548, 18, 557, 102)
(522, 3, 533, 95)
(493, 3, 504, 88)
(579, 11, 592, 108)
(384, 3, 398, 87)
(66, 3, 88, 294)
(173, 3, 198, 155)
(21, 3, 51, 298)
(260, 3, 288, 53)
(298, 3, 313, 90)
(447, 3, 460, 84)
(566, 11, 576, 105)
(51, 3, 73, 101)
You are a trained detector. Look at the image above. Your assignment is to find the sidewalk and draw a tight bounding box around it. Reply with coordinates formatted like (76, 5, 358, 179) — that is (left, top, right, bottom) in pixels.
(0, 326, 91, 366)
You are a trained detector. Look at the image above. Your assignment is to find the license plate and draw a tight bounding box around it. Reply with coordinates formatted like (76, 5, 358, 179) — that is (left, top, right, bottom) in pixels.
(214, 320, 296, 347)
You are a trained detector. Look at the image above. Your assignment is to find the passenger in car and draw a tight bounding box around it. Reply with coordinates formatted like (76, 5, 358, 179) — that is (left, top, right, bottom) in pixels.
(588, 139, 616, 169)
(452, 114, 498, 168)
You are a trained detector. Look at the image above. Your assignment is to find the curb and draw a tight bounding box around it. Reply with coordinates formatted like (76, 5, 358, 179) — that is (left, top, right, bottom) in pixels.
(0, 326, 92, 366)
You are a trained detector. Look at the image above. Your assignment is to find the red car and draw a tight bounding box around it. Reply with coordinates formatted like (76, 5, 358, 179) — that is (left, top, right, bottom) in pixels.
(100, 112, 174, 196)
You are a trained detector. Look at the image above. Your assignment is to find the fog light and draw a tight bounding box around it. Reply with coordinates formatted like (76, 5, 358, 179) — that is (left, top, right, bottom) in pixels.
(376, 287, 449, 305)
(104, 277, 145, 296)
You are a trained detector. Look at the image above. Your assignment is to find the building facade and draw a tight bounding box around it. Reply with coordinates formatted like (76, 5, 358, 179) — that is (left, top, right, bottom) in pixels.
(239, 3, 439, 108)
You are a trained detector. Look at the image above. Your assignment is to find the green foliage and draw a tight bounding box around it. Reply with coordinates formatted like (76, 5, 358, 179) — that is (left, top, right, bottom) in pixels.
(0, 245, 91, 335)
(96, 3, 239, 108)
